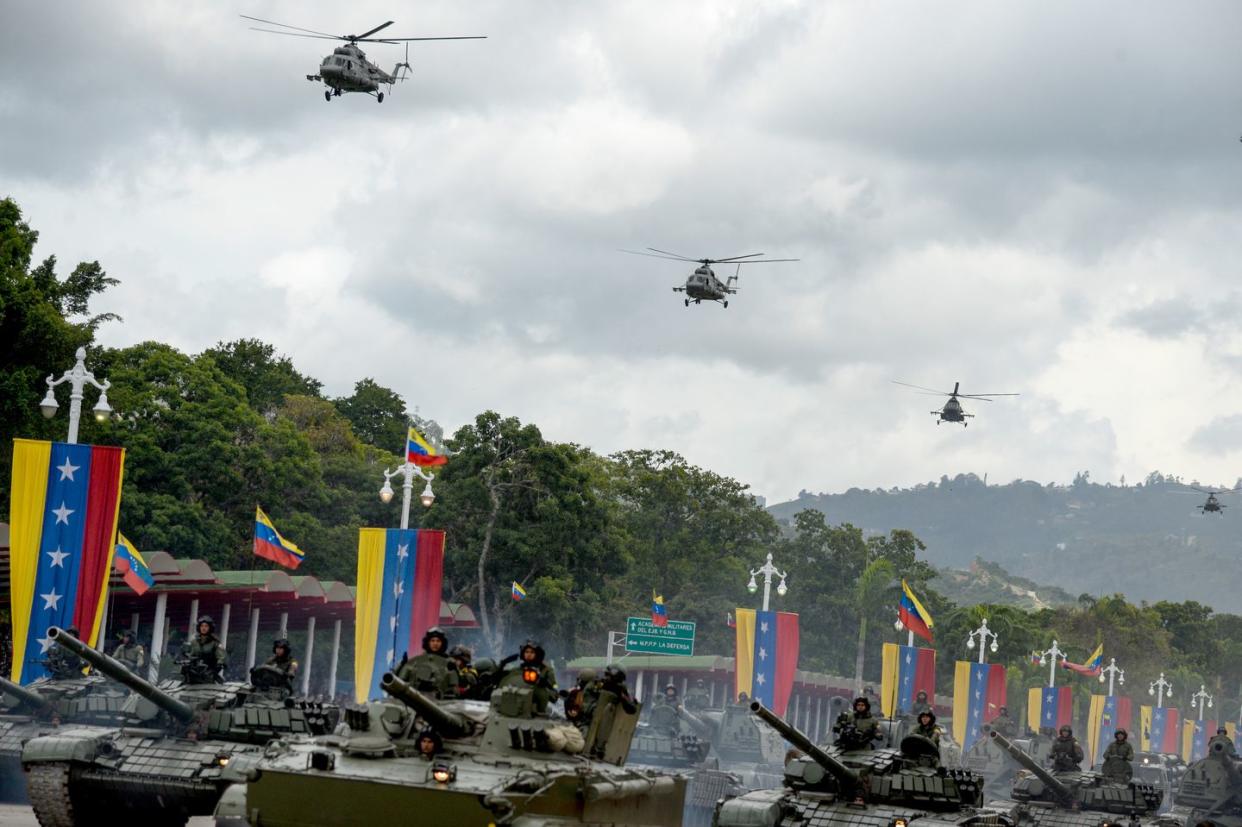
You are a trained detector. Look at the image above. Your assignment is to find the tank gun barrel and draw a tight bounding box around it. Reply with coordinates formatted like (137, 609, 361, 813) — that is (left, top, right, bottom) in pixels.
(0, 675, 52, 712)
(751, 701, 859, 789)
(380, 672, 472, 739)
(678, 705, 719, 740)
(48, 626, 195, 723)
(989, 730, 1072, 802)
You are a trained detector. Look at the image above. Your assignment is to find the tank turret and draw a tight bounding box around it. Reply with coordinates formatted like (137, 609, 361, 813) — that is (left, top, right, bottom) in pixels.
(381, 671, 474, 739)
(1175, 736, 1242, 826)
(678, 704, 721, 741)
(751, 701, 861, 792)
(0, 676, 52, 713)
(989, 730, 1074, 803)
(48, 625, 195, 722)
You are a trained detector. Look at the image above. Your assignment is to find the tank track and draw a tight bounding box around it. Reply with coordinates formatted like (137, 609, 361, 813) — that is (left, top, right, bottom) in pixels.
(27, 762, 89, 827)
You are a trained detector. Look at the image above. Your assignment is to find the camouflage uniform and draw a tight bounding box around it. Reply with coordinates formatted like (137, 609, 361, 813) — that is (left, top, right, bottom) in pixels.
(500, 639, 558, 714)
(911, 690, 933, 716)
(112, 635, 146, 673)
(1050, 728, 1084, 772)
(1208, 730, 1237, 757)
(396, 627, 454, 698)
(992, 707, 1018, 738)
(836, 697, 881, 749)
(261, 639, 298, 691)
(684, 679, 710, 711)
(1101, 733, 1134, 783)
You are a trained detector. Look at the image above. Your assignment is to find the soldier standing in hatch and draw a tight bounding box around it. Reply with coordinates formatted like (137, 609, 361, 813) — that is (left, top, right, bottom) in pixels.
(112, 630, 146, 674)
(500, 639, 558, 713)
(45, 626, 85, 678)
(262, 638, 298, 690)
(915, 710, 942, 746)
(835, 697, 882, 749)
(684, 678, 710, 711)
(992, 705, 1018, 737)
(396, 626, 453, 697)
(184, 617, 226, 684)
(1050, 725, 1084, 771)
(912, 689, 933, 716)
(1208, 726, 1238, 757)
(1102, 729, 1134, 782)
(565, 669, 599, 730)
(448, 645, 478, 698)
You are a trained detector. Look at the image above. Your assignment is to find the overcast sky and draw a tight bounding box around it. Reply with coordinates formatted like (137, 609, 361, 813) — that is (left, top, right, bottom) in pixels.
(5, 1, 1242, 503)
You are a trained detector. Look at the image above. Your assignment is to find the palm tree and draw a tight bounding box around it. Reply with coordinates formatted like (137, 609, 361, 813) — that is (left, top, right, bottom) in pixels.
(854, 558, 896, 694)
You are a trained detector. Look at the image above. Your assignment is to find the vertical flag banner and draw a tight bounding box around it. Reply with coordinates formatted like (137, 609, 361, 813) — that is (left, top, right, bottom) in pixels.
(113, 533, 154, 596)
(651, 592, 668, 627)
(406, 426, 447, 467)
(354, 527, 446, 702)
(881, 643, 936, 718)
(1150, 707, 1180, 754)
(1027, 685, 1073, 732)
(1183, 719, 1213, 762)
(9, 439, 125, 684)
(953, 660, 1006, 749)
(734, 608, 799, 715)
(1088, 695, 1130, 764)
(1140, 705, 1153, 752)
(1087, 695, 1107, 765)
(254, 506, 305, 569)
(898, 580, 934, 642)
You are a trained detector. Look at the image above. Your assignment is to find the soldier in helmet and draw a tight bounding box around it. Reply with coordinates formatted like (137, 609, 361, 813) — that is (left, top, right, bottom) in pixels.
(261, 638, 298, 691)
(1102, 729, 1134, 782)
(915, 710, 942, 746)
(564, 668, 599, 730)
(912, 689, 933, 716)
(501, 639, 558, 713)
(448, 645, 478, 698)
(992, 705, 1018, 738)
(1050, 724, 1084, 772)
(112, 630, 146, 674)
(45, 626, 85, 678)
(1208, 726, 1237, 757)
(835, 696, 882, 749)
(684, 678, 710, 711)
(396, 626, 453, 697)
(585, 665, 637, 758)
(183, 616, 225, 684)
(415, 727, 443, 760)
(658, 682, 680, 708)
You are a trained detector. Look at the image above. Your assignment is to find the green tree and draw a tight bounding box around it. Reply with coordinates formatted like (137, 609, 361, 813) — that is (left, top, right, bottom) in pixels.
(853, 558, 895, 692)
(334, 378, 409, 452)
(203, 339, 322, 415)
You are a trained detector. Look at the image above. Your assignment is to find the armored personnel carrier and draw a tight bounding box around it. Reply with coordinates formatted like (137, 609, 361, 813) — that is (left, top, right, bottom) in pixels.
(20, 626, 337, 826)
(988, 731, 1163, 827)
(1169, 735, 1242, 827)
(715, 701, 1007, 827)
(213, 670, 686, 826)
(680, 702, 785, 788)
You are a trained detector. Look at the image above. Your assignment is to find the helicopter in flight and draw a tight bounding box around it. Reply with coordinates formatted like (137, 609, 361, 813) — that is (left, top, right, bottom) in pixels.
(621, 248, 798, 307)
(243, 16, 485, 102)
(1181, 485, 1239, 514)
(892, 380, 1019, 426)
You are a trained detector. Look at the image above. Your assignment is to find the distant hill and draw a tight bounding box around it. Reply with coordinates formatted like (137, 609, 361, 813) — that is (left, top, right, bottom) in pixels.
(932, 558, 1077, 610)
(768, 473, 1242, 613)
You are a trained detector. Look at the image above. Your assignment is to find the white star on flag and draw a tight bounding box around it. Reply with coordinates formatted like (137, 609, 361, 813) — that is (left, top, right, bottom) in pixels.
(755, 672, 766, 686)
(392, 581, 404, 598)
(36, 635, 54, 653)
(52, 502, 74, 525)
(397, 543, 409, 560)
(975, 690, 981, 699)
(759, 621, 769, 633)
(56, 458, 80, 481)
(46, 548, 69, 568)
(40, 589, 62, 610)
(386, 649, 394, 665)
(905, 652, 912, 664)
(389, 616, 398, 632)
(758, 647, 767, 661)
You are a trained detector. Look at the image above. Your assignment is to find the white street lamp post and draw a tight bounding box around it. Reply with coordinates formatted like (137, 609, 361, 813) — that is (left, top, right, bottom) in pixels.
(1149, 673, 1173, 708)
(1098, 657, 1125, 697)
(1192, 684, 1214, 721)
(965, 618, 1000, 664)
(40, 346, 112, 444)
(379, 461, 435, 529)
(746, 552, 788, 612)
(1038, 639, 1066, 688)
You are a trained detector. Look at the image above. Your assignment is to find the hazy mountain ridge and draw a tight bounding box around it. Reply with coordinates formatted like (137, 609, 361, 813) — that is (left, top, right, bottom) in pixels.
(769, 473, 1242, 612)
(932, 558, 1077, 610)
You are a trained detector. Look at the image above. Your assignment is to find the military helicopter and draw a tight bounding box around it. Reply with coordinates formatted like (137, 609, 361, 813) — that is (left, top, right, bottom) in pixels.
(621, 248, 798, 308)
(243, 16, 485, 102)
(1181, 485, 1239, 514)
(892, 380, 1019, 426)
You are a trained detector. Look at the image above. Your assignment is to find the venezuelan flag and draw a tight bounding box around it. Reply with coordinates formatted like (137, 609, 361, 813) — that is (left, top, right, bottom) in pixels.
(406, 426, 447, 467)
(880, 642, 936, 718)
(734, 607, 800, 715)
(9, 439, 125, 684)
(354, 527, 446, 701)
(651, 591, 668, 627)
(952, 660, 1006, 749)
(114, 533, 154, 595)
(898, 580, 933, 642)
(254, 506, 304, 569)
(511, 581, 527, 601)
(1063, 643, 1104, 676)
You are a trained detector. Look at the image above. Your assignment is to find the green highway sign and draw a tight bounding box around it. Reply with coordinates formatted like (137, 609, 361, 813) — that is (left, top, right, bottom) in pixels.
(625, 616, 696, 656)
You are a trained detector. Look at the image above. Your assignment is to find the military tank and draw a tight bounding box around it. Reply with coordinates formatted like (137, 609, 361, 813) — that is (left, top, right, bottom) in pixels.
(213, 669, 686, 826)
(1168, 736, 1242, 827)
(962, 728, 1053, 797)
(20, 626, 338, 826)
(988, 731, 1163, 827)
(679, 703, 785, 788)
(715, 701, 1008, 827)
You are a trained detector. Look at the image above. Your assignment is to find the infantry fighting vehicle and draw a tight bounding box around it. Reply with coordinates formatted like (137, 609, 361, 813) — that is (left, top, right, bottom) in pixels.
(1169, 736, 1242, 826)
(631, 701, 745, 825)
(714, 701, 1008, 827)
(989, 731, 1163, 827)
(20, 627, 337, 826)
(213, 670, 686, 826)
(0, 667, 134, 802)
(680, 703, 785, 788)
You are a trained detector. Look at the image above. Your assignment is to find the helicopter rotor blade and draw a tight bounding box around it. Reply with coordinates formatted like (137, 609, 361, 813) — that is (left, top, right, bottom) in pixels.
(734, 258, 800, 264)
(958, 393, 1020, 400)
(891, 380, 951, 396)
(620, 249, 698, 262)
(709, 253, 765, 263)
(240, 15, 342, 39)
(354, 21, 395, 40)
(362, 36, 488, 41)
(646, 248, 701, 262)
(248, 28, 342, 41)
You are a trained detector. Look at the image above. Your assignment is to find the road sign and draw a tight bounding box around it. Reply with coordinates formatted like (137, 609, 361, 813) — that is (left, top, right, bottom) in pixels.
(625, 616, 695, 656)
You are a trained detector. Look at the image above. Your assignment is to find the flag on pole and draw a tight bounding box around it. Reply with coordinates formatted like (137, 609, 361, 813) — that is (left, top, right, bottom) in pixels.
(881, 642, 936, 718)
(406, 426, 447, 467)
(897, 580, 934, 642)
(511, 581, 527, 601)
(1026, 685, 1073, 732)
(651, 592, 668, 627)
(734, 608, 799, 714)
(113, 533, 154, 596)
(1146, 706, 1181, 754)
(254, 506, 305, 569)
(1062, 643, 1104, 677)
(354, 528, 445, 702)
(1183, 718, 1214, 762)
(953, 661, 1007, 749)
(9, 439, 125, 684)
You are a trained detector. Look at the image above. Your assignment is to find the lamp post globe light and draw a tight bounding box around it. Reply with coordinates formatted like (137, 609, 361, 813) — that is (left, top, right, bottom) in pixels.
(965, 618, 1000, 664)
(747, 552, 787, 612)
(1149, 673, 1173, 708)
(379, 457, 436, 530)
(40, 346, 112, 444)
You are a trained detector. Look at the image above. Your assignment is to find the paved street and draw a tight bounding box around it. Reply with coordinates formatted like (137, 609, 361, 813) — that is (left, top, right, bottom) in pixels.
(0, 804, 214, 825)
